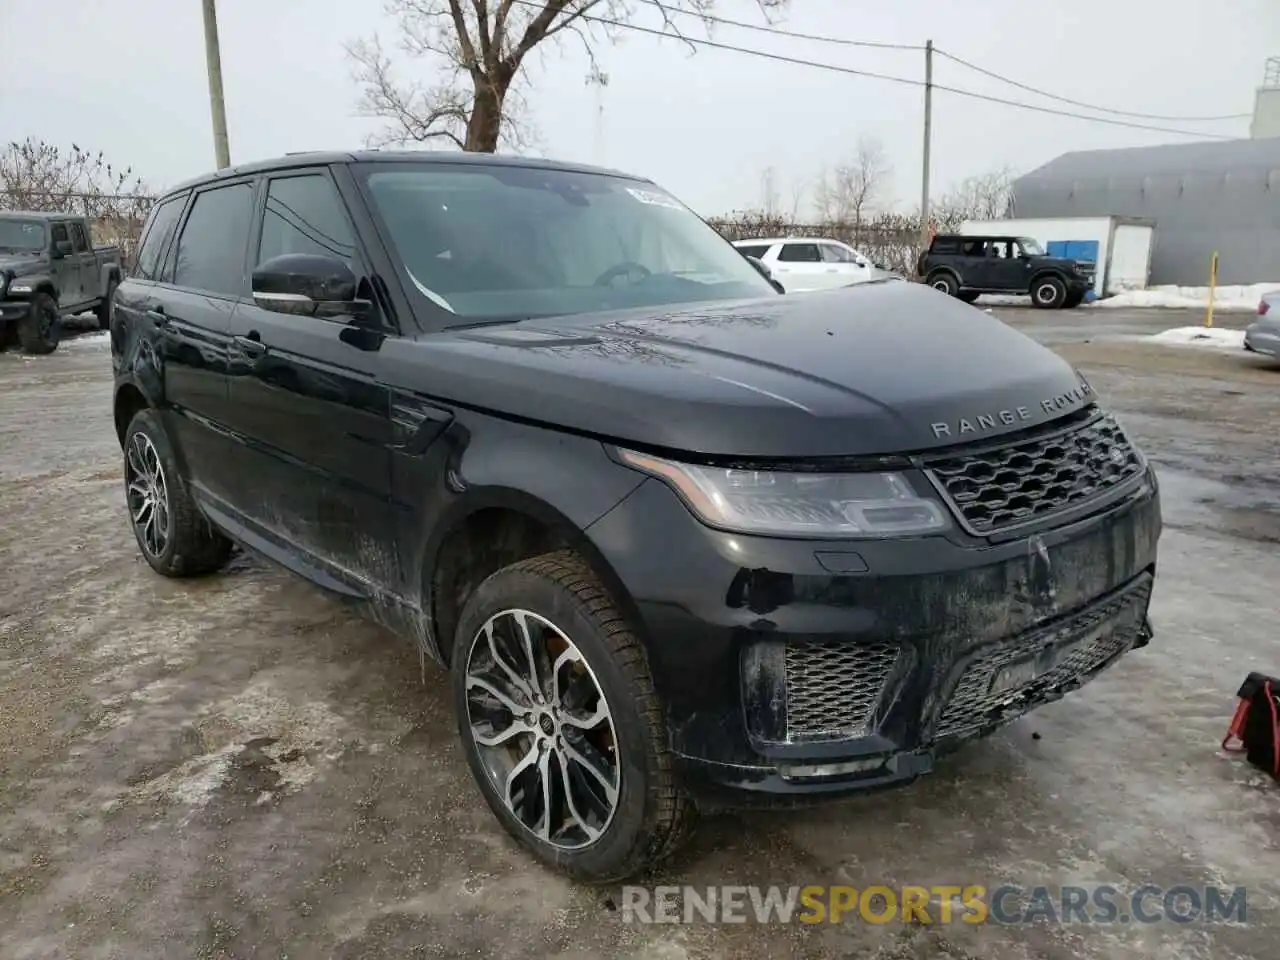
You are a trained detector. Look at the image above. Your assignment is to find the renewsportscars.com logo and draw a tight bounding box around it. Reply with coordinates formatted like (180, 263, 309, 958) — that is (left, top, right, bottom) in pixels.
(619, 884, 1248, 926)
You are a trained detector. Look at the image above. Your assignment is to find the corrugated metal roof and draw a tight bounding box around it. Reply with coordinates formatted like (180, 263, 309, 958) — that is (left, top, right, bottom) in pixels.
(1017, 136, 1280, 183)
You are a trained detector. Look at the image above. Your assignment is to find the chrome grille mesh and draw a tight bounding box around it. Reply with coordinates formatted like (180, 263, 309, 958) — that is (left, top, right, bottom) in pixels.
(925, 414, 1143, 535)
(783, 640, 907, 741)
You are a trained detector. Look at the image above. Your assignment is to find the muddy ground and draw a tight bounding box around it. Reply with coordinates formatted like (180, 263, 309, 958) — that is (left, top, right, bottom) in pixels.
(0, 308, 1277, 959)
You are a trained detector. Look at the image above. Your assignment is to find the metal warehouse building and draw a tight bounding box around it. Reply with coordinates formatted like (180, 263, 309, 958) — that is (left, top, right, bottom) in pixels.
(1011, 137, 1280, 286)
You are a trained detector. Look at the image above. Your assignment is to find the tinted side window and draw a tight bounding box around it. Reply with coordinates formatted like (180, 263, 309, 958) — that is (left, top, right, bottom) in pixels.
(134, 196, 187, 281)
(173, 183, 255, 296)
(930, 237, 959, 253)
(51, 223, 69, 243)
(257, 174, 357, 267)
(736, 244, 771, 260)
(777, 243, 820, 263)
(69, 222, 89, 252)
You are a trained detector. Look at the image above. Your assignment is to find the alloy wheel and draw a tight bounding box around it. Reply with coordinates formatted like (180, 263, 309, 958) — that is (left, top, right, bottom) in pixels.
(463, 608, 620, 850)
(125, 432, 170, 558)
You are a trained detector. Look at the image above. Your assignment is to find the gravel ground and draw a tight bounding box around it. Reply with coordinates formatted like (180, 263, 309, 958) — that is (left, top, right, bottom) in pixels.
(0, 308, 1277, 959)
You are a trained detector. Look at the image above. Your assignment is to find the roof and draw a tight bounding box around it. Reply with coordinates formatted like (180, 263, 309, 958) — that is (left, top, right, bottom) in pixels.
(731, 237, 852, 245)
(1017, 136, 1280, 184)
(163, 150, 647, 199)
(0, 210, 83, 221)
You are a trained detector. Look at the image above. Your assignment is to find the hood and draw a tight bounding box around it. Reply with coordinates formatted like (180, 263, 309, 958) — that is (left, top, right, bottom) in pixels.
(0, 252, 47, 276)
(392, 281, 1095, 459)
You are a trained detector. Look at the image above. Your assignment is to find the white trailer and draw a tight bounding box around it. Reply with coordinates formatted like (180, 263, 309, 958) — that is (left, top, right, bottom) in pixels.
(958, 216, 1155, 299)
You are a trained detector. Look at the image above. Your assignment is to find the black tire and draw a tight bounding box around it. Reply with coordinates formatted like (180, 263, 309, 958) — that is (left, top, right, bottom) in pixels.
(1062, 290, 1084, 309)
(17, 292, 60, 355)
(97, 278, 118, 331)
(123, 408, 232, 577)
(452, 550, 695, 883)
(1031, 276, 1067, 309)
(958, 291, 980, 304)
(0, 320, 15, 351)
(927, 272, 959, 297)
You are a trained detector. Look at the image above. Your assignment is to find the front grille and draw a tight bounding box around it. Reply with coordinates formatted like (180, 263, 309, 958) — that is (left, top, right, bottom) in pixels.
(925, 413, 1143, 535)
(934, 577, 1151, 740)
(784, 640, 908, 741)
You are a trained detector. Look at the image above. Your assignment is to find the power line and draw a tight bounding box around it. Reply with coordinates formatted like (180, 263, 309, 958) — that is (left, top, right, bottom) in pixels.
(934, 47, 1250, 123)
(541, 4, 1238, 140)
(631, 0, 923, 51)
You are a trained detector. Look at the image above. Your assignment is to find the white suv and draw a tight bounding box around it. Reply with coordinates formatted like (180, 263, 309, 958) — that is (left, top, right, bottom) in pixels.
(733, 237, 877, 292)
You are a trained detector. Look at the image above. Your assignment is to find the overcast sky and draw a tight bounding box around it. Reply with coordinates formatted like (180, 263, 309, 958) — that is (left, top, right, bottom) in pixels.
(1, 0, 1276, 217)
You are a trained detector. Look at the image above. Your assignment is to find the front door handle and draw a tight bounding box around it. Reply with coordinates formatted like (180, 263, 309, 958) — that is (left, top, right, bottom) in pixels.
(234, 333, 267, 358)
(146, 305, 169, 327)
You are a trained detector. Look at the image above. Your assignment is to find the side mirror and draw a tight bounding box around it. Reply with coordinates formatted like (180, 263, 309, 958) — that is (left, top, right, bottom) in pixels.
(52, 240, 72, 258)
(251, 253, 371, 320)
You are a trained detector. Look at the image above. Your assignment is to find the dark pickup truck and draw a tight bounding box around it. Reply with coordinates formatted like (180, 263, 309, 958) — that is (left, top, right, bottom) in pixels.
(0, 211, 123, 354)
(112, 151, 1160, 882)
(918, 234, 1095, 309)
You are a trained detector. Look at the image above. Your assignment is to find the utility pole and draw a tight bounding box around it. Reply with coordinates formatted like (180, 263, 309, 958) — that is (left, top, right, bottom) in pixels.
(919, 39, 934, 259)
(201, 0, 231, 169)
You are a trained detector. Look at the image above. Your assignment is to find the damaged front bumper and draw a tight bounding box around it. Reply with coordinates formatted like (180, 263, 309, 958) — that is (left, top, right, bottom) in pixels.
(587, 467, 1161, 808)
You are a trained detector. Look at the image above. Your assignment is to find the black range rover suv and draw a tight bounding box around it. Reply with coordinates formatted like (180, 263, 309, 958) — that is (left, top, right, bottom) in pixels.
(110, 152, 1161, 882)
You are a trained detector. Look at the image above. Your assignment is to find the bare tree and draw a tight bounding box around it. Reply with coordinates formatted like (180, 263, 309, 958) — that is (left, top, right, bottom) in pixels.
(812, 136, 891, 234)
(349, 0, 788, 153)
(933, 166, 1015, 224)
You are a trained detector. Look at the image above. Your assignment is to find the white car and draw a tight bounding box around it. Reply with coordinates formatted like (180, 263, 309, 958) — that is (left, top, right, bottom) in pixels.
(732, 237, 878, 292)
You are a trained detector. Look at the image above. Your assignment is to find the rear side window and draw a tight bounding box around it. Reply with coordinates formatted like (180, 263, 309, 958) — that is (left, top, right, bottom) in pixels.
(173, 183, 255, 296)
(51, 223, 69, 244)
(134, 196, 186, 281)
(257, 174, 358, 267)
(69, 222, 89, 252)
(777, 243, 820, 263)
(930, 237, 960, 253)
(736, 243, 772, 260)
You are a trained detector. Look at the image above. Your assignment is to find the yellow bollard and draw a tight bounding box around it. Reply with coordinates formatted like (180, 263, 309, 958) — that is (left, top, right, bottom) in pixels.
(1206, 251, 1218, 328)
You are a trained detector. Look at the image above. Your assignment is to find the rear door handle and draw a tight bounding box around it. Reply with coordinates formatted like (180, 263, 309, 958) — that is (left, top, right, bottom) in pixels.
(234, 333, 267, 357)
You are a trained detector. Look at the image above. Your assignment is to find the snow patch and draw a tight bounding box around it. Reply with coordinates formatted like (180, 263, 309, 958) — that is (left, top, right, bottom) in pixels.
(1095, 283, 1280, 311)
(63, 331, 111, 349)
(1147, 327, 1247, 350)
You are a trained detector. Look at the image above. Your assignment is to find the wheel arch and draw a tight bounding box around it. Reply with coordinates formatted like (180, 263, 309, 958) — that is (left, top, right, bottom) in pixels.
(423, 486, 641, 668)
(113, 379, 157, 447)
(926, 266, 960, 287)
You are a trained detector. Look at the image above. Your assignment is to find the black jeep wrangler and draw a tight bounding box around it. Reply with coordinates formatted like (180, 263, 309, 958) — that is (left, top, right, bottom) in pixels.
(918, 234, 1095, 309)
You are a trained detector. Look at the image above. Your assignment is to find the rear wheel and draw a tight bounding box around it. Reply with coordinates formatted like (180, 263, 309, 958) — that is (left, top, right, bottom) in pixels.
(452, 550, 694, 883)
(124, 408, 232, 577)
(1031, 277, 1067, 309)
(927, 272, 958, 297)
(17, 292, 60, 355)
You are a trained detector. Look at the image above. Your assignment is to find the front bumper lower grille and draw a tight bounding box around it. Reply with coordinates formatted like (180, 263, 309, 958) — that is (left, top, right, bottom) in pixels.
(934, 575, 1152, 740)
(765, 574, 1151, 749)
(924, 412, 1144, 535)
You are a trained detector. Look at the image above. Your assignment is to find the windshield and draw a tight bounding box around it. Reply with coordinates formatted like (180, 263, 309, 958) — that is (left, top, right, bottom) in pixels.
(361, 164, 777, 322)
(1018, 237, 1045, 256)
(0, 218, 46, 252)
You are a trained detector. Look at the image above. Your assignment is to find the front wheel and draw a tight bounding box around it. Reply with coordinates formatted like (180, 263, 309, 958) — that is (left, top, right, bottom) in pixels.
(452, 550, 695, 883)
(927, 272, 958, 297)
(958, 291, 980, 304)
(1031, 277, 1067, 309)
(124, 408, 232, 577)
(17, 292, 60, 355)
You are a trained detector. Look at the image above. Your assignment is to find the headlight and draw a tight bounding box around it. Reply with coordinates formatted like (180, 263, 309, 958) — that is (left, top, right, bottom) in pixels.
(618, 450, 950, 538)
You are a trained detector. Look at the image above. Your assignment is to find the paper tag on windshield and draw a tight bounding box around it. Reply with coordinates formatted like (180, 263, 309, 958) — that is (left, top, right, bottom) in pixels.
(626, 187, 686, 211)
